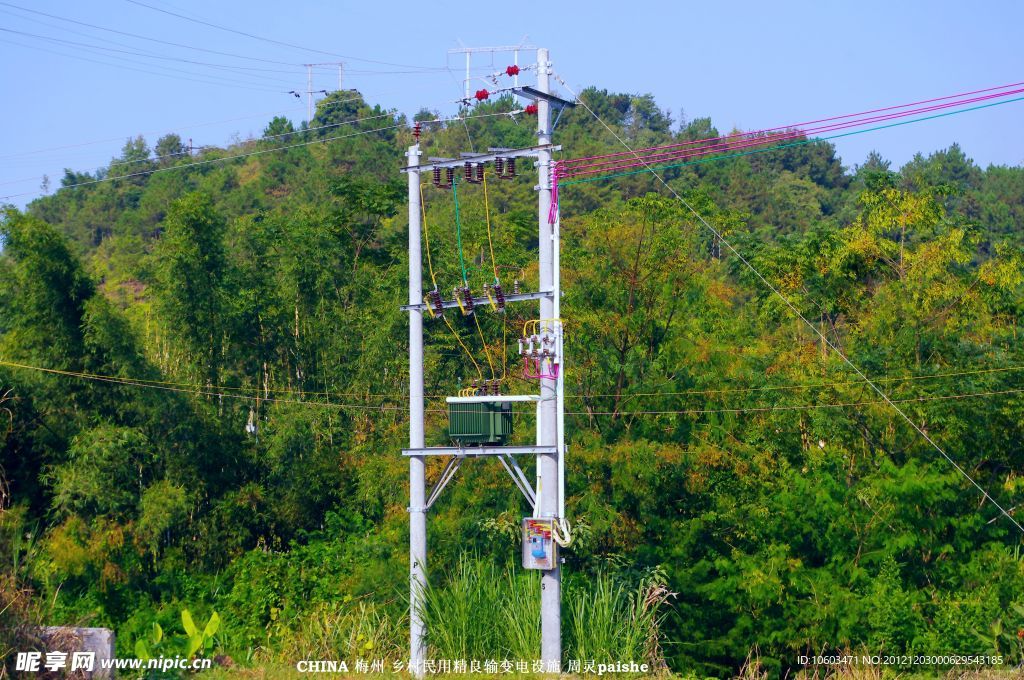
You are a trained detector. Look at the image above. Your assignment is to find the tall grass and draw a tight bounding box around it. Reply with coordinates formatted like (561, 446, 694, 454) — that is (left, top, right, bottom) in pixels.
(422, 556, 539, 661)
(566, 569, 672, 670)
(256, 599, 405, 667)
(1, 506, 42, 680)
(423, 555, 672, 670)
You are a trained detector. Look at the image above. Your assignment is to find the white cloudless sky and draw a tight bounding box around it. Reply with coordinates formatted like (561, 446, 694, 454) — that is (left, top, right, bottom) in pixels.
(1, 0, 1022, 206)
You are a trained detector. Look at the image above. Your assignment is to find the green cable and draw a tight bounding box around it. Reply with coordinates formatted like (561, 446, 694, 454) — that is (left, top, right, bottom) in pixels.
(452, 176, 468, 285)
(561, 95, 1024, 187)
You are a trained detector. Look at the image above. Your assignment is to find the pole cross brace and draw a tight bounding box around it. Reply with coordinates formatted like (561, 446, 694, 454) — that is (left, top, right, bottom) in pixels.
(497, 454, 537, 508)
(425, 456, 463, 511)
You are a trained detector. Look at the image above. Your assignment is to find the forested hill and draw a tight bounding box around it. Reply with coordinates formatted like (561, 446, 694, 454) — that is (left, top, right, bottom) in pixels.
(3, 88, 1024, 676)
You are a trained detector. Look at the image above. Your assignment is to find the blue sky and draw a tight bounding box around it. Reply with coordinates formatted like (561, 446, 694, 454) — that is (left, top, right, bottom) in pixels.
(1, 0, 1022, 207)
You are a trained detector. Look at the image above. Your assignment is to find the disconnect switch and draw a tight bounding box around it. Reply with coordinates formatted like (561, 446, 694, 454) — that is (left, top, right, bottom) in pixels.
(522, 518, 557, 570)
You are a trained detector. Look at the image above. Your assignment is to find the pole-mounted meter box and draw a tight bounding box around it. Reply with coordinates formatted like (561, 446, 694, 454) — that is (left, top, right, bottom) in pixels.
(522, 518, 557, 570)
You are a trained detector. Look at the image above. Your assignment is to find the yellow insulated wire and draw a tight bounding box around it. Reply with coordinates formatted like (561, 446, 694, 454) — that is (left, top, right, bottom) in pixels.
(474, 313, 495, 380)
(419, 181, 440, 289)
(420, 180, 483, 382)
(444, 315, 483, 382)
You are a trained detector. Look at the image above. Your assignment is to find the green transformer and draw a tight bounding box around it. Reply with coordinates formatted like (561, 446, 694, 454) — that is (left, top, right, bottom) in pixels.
(448, 400, 514, 445)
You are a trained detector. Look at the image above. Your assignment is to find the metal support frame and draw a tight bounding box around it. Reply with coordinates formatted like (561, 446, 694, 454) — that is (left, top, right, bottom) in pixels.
(425, 457, 463, 510)
(498, 455, 538, 508)
(512, 85, 576, 111)
(420, 448, 541, 514)
(447, 41, 536, 102)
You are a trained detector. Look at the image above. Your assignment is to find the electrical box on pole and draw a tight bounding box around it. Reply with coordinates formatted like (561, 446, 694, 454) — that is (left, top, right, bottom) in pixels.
(522, 518, 558, 570)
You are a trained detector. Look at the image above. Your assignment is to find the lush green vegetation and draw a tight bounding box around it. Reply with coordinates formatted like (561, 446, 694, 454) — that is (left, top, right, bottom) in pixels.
(2, 87, 1024, 677)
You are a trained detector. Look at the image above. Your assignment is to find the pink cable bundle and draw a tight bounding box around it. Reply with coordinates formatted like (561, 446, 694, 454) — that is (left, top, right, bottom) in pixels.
(547, 162, 561, 224)
(523, 356, 560, 380)
(559, 81, 1024, 181)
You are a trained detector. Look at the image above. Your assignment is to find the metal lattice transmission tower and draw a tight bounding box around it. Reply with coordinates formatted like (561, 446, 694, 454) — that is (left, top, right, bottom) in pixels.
(447, 39, 534, 100)
(402, 47, 573, 676)
(302, 62, 344, 121)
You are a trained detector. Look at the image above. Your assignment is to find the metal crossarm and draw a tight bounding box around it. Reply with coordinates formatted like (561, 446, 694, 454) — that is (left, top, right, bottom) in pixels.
(400, 290, 552, 312)
(512, 86, 576, 110)
(399, 144, 559, 172)
(402, 445, 556, 457)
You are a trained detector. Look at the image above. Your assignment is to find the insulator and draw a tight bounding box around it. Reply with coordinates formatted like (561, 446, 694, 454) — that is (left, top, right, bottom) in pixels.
(445, 167, 455, 187)
(494, 157, 504, 175)
(505, 65, 520, 77)
(499, 157, 516, 180)
(513, 278, 521, 295)
(492, 283, 505, 311)
(432, 167, 441, 187)
(413, 122, 421, 141)
(428, 288, 444, 317)
(464, 161, 474, 183)
(476, 163, 484, 184)
(461, 286, 474, 314)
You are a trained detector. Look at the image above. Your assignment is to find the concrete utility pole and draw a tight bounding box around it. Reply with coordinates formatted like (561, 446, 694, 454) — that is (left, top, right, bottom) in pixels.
(534, 46, 561, 667)
(407, 142, 427, 672)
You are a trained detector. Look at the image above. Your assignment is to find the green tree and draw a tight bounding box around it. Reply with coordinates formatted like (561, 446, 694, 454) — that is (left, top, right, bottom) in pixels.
(152, 193, 229, 387)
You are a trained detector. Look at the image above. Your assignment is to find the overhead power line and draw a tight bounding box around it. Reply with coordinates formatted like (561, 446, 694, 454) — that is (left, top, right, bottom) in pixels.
(562, 79, 1024, 171)
(571, 387, 1024, 416)
(22, 99, 398, 179)
(0, 27, 302, 86)
(0, 1, 317, 67)
(0, 13, 306, 74)
(0, 359, 410, 412)
(123, 0, 446, 71)
(560, 84, 1024, 182)
(0, 108, 528, 200)
(0, 36, 286, 94)
(4, 358, 1019, 401)
(0, 28, 299, 91)
(0, 87, 422, 163)
(577, 365, 1024, 399)
(556, 74, 1024, 534)
(2, 358, 1021, 418)
(561, 95, 1024, 186)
